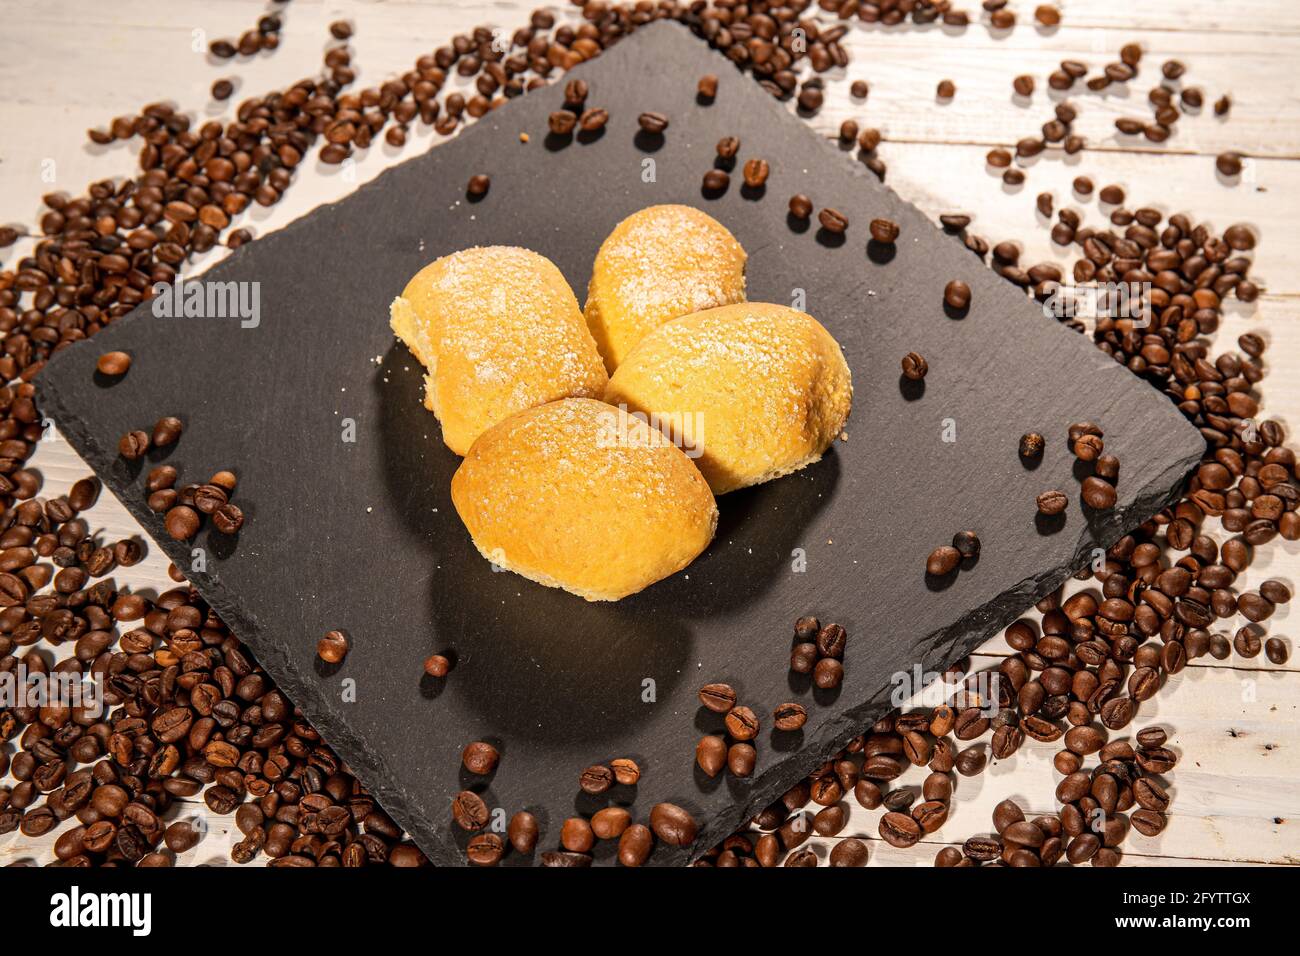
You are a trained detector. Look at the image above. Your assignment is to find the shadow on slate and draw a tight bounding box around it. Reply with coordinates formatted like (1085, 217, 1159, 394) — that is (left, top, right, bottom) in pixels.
(36, 21, 1204, 865)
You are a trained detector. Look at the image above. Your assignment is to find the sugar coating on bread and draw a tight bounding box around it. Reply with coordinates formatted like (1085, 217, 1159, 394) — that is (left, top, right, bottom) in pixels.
(451, 398, 718, 601)
(585, 205, 746, 372)
(390, 246, 608, 455)
(605, 303, 852, 495)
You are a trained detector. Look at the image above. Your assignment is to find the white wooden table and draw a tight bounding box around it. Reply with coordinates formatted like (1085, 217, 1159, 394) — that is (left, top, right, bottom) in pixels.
(1, 0, 1296, 867)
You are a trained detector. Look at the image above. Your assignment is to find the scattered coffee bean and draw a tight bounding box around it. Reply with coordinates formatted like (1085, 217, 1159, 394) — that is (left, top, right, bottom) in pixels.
(317, 630, 349, 664)
(901, 352, 928, 380)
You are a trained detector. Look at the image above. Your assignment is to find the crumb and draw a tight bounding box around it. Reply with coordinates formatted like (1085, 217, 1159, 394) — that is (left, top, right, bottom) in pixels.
(519, 132, 529, 143)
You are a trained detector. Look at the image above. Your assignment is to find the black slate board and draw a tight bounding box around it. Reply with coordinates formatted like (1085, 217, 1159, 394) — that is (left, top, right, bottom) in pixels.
(37, 21, 1204, 865)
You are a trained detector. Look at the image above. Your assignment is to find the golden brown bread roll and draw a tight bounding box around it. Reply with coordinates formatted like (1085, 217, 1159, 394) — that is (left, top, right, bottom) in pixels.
(451, 398, 718, 601)
(584, 204, 747, 372)
(604, 302, 853, 495)
(390, 246, 608, 456)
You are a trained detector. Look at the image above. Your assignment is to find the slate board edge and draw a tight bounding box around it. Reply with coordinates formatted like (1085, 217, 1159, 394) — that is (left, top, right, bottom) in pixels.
(35, 21, 1207, 866)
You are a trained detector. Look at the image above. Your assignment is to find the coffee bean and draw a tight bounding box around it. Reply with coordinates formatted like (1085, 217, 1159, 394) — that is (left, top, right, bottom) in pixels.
(963, 836, 1001, 862)
(451, 790, 488, 831)
(788, 194, 813, 219)
(742, 158, 770, 188)
(813, 657, 844, 689)
(818, 208, 848, 233)
(317, 630, 348, 664)
(699, 682, 736, 713)
(791, 642, 818, 674)
(696, 735, 726, 777)
(1217, 152, 1243, 176)
(548, 111, 576, 135)
(578, 108, 608, 132)
(816, 622, 847, 658)
(952, 530, 980, 559)
(773, 702, 808, 731)
(728, 742, 756, 777)
(466, 174, 490, 197)
(649, 802, 697, 846)
(591, 806, 631, 841)
(879, 811, 921, 848)
(118, 430, 150, 460)
(944, 280, 971, 310)
(870, 218, 900, 244)
(540, 851, 592, 868)
(1014, 75, 1035, 96)
(955, 746, 986, 776)
(1037, 490, 1068, 515)
(423, 654, 450, 678)
(1074, 434, 1104, 461)
(561, 817, 594, 852)
(829, 836, 869, 867)
(926, 545, 960, 576)
(715, 135, 740, 159)
(1266, 638, 1289, 665)
(462, 831, 504, 866)
(901, 352, 928, 380)
(579, 764, 614, 794)
(211, 503, 244, 534)
(633, 111, 668, 136)
(617, 823, 653, 866)
(936, 80, 956, 99)
(164, 505, 200, 541)
(462, 741, 499, 775)
(96, 351, 131, 376)
(703, 169, 730, 192)
(1081, 476, 1117, 510)
(507, 811, 538, 854)
(610, 758, 640, 785)
(725, 705, 759, 740)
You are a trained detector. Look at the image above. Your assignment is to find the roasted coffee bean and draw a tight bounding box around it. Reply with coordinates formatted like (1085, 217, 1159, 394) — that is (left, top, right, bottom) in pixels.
(462, 741, 499, 775)
(963, 836, 1001, 862)
(451, 790, 488, 831)
(317, 630, 348, 664)
(829, 836, 869, 867)
(1082, 477, 1117, 510)
(879, 811, 921, 848)
(637, 112, 669, 134)
(813, 657, 844, 689)
(152, 416, 183, 447)
(699, 682, 736, 713)
(816, 622, 847, 658)
(702, 169, 730, 192)
(96, 351, 131, 376)
(926, 545, 960, 576)
(952, 530, 981, 560)
(791, 642, 818, 674)
(818, 208, 848, 233)
(696, 735, 726, 777)
(788, 194, 813, 219)
(466, 174, 490, 197)
(742, 158, 770, 188)
(507, 811, 539, 854)
(560, 817, 594, 852)
(697, 75, 718, 100)
(118, 430, 150, 460)
(548, 111, 576, 135)
(579, 764, 614, 794)
(1037, 489, 1068, 515)
(902, 352, 929, 380)
(944, 280, 972, 311)
(773, 702, 808, 731)
(610, 758, 640, 785)
(649, 802, 697, 846)
(467, 832, 504, 865)
(725, 705, 759, 741)
(870, 218, 900, 244)
(617, 823, 653, 866)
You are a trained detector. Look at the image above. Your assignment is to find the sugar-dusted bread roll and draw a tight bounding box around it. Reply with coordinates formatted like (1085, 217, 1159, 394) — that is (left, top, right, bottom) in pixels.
(585, 204, 746, 372)
(390, 246, 608, 456)
(451, 398, 718, 601)
(605, 303, 852, 495)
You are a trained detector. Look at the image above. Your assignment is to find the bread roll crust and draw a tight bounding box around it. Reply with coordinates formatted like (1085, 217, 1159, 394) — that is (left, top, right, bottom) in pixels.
(451, 398, 718, 601)
(585, 204, 747, 372)
(390, 246, 608, 456)
(605, 303, 853, 495)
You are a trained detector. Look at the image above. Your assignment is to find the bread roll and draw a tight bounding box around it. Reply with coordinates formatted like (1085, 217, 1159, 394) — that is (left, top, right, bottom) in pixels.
(605, 303, 852, 495)
(390, 246, 608, 455)
(585, 204, 747, 372)
(451, 398, 718, 602)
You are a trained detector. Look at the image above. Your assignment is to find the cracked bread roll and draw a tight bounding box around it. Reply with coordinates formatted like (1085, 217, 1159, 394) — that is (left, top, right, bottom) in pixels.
(604, 303, 853, 495)
(585, 204, 747, 372)
(390, 246, 608, 456)
(451, 398, 718, 601)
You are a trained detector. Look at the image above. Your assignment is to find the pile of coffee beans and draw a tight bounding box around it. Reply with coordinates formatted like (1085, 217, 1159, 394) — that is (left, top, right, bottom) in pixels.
(144, 463, 245, 540)
(789, 617, 847, 689)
